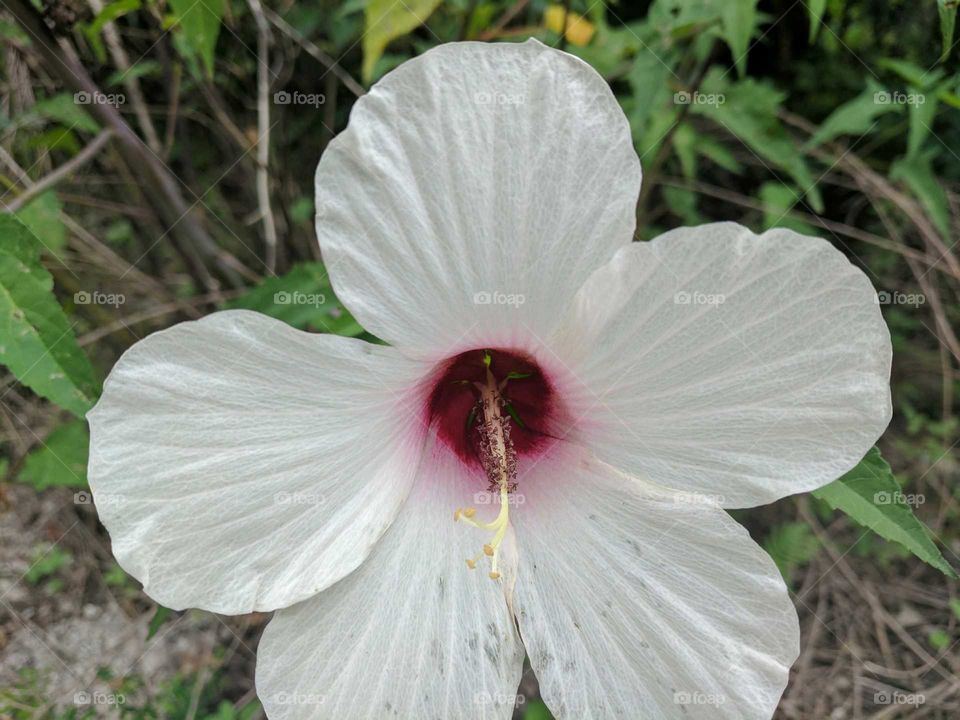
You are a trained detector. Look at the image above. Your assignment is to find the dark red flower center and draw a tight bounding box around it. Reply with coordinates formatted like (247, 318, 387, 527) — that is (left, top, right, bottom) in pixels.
(427, 348, 560, 475)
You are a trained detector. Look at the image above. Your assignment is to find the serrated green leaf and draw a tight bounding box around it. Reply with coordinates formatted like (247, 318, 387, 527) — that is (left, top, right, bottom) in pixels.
(0, 216, 99, 416)
(807, 0, 827, 41)
(15, 191, 66, 254)
(805, 79, 899, 149)
(719, 0, 759, 77)
(225, 263, 364, 336)
(169, 0, 224, 78)
(362, 0, 443, 82)
(813, 447, 957, 578)
(18, 419, 88, 490)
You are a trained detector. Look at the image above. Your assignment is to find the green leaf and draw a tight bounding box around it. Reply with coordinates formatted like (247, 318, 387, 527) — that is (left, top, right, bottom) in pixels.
(147, 605, 173, 640)
(763, 521, 821, 581)
(938, 0, 958, 62)
(693, 135, 742, 173)
(0, 18, 30, 45)
(523, 701, 553, 720)
(757, 182, 819, 236)
(0, 216, 99, 416)
(626, 49, 675, 140)
(31, 93, 100, 133)
(807, 0, 827, 41)
(719, 0, 759, 77)
(225, 263, 364, 336)
(86, 0, 141, 37)
(890, 152, 950, 239)
(672, 122, 698, 179)
(362, 0, 443, 82)
(18, 419, 89, 490)
(694, 70, 824, 212)
(878, 58, 941, 89)
(804, 79, 899, 148)
(929, 628, 950, 650)
(15, 191, 67, 254)
(25, 545, 71, 584)
(906, 86, 938, 159)
(168, 0, 225, 78)
(662, 186, 705, 225)
(813, 447, 957, 578)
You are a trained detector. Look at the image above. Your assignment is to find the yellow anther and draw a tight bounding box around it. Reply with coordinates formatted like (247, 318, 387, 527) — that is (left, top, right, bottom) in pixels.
(489, 571, 501, 580)
(462, 508, 477, 519)
(483, 544, 494, 557)
(465, 559, 477, 570)
(454, 509, 462, 522)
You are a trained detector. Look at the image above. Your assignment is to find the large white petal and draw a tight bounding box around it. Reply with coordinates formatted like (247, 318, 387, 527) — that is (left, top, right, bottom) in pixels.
(551, 222, 892, 508)
(87, 310, 428, 614)
(512, 446, 798, 719)
(315, 39, 641, 356)
(256, 439, 525, 720)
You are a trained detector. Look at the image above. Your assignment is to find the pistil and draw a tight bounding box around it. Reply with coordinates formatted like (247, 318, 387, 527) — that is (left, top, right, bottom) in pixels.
(454, 352, 518, 580)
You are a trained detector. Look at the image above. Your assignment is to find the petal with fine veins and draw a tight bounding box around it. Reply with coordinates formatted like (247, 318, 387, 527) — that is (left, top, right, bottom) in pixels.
(512, 446, 799, 720)
(315, 39, 641, 356)
(551, 222, 892, 508)
(87, 310, 428, 614)
(256, 439, 525, 720)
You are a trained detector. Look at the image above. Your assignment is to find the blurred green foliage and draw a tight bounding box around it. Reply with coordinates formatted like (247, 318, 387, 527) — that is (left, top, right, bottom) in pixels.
(1, 1, 959, 717)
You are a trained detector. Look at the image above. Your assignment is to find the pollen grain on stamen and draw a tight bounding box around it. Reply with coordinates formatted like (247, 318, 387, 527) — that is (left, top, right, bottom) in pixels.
(453, 357, 519, 580)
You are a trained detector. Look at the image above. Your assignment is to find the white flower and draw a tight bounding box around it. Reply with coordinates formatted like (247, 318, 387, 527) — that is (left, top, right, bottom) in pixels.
(88, 40, 891, 720)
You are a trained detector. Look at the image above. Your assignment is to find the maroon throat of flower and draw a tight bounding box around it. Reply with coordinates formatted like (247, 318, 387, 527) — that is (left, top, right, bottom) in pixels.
(427, 348, 558, 580)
